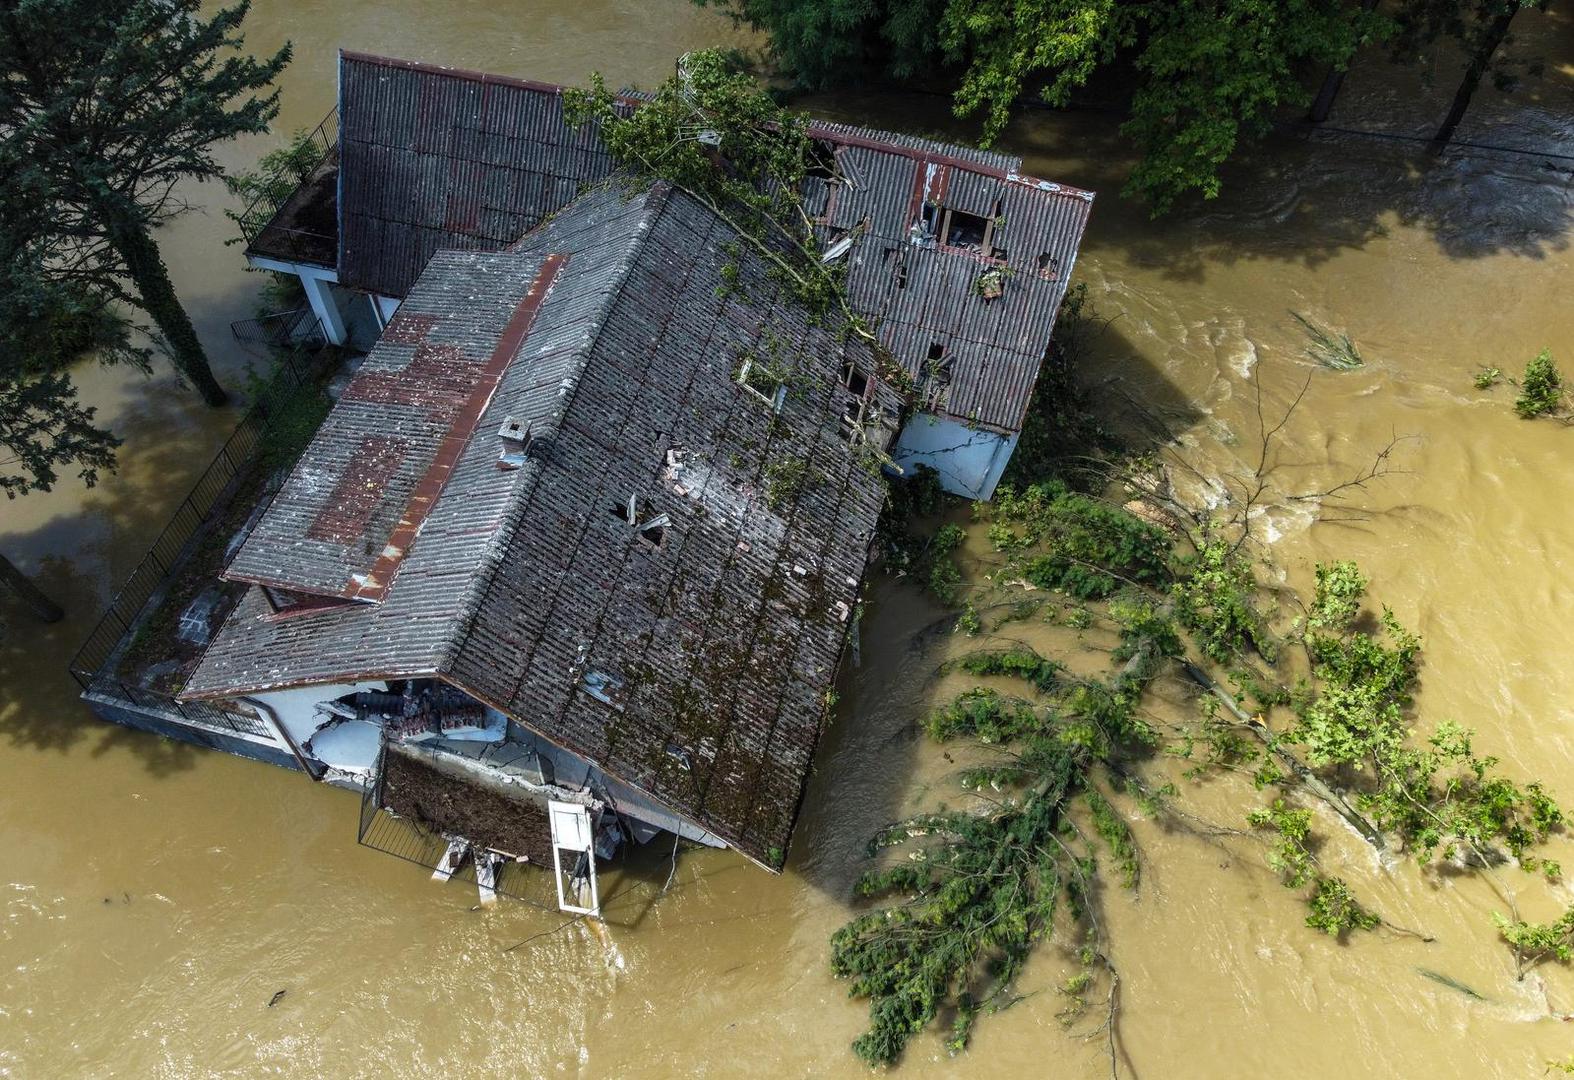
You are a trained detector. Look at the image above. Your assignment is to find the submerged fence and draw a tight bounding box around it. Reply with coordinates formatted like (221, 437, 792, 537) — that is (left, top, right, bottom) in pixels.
(231, 307, 327, 352)
(68, 347, 333, 739)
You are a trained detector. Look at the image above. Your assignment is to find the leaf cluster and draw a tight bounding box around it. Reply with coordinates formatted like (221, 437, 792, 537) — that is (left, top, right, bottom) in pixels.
(834, 657, 1150, 1064)
(1514, 347, 1563, 418)
(1171, 538, 1272, 664)
(989, 479, 1173, 599)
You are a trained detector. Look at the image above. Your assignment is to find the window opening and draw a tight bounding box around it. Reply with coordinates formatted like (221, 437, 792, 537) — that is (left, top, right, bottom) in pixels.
(736, 356, 787, 412)
(581, 669, 627, 709)
(840, 359, 870, 398)
(941, 208, 990, 251)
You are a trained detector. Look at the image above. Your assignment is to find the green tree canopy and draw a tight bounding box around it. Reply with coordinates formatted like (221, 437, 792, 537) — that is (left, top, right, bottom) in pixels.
(0, 0, 290, 405)
(0, 176, 144, 501)
(705, 0, 1389, 211)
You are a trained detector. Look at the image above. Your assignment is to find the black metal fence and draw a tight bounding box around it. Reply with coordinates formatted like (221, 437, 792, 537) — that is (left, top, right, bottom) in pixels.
(68, 351, 333, 740)
(234, 108, 338, 253)
(232, 307, 327, 352)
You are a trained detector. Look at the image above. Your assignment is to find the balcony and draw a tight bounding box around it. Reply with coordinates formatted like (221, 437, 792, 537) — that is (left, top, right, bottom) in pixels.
(237, 109, 340, 270)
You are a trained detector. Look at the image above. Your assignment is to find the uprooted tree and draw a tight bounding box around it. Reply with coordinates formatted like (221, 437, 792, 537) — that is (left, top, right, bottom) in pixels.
(829, 338, 1569, 1067)
(556, 51, 1569, 1069)
(0, 0, 291, 405)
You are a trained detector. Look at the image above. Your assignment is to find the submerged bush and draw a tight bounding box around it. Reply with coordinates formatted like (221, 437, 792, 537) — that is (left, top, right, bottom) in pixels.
(1515, 348, 1563, 418)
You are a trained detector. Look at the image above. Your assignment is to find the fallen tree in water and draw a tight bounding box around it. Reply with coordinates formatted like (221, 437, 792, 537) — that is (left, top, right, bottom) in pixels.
(831, 363, 1567, 1069)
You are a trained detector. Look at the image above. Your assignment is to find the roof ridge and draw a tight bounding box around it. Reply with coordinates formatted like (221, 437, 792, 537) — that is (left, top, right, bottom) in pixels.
(436, 182, 674, 679)
(336, 49, 1093, 200)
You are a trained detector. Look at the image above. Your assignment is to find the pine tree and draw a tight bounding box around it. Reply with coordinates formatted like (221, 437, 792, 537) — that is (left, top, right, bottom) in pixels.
(0, 0, 291, 405)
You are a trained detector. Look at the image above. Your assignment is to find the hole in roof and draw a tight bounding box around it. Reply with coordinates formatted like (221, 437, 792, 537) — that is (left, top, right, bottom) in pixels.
(942, 208, 989, 251)
(927, 342, 946, 362)
(841, 359, 869, 398)
(1038, 252, 1058, 274)
(895, 262, 909, 290)
(806, 138, 839, 180)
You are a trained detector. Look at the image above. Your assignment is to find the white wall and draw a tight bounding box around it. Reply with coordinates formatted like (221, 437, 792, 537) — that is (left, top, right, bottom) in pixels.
(889, 412, 1020, 501)
(253, 681, 389, 747)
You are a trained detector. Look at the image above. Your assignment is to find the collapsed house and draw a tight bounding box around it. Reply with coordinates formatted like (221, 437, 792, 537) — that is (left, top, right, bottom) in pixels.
(250, 51, 1093, 500)
(178, 179, 898, 905)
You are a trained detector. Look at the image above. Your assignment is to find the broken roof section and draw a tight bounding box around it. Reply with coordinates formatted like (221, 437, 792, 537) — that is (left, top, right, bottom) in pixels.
(335, 50, 1093, 433)
(185, 181, 893, 867)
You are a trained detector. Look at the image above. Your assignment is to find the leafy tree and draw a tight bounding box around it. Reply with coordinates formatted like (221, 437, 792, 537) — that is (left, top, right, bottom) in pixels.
(0, 0, 291, 406)
(1391, 0, 1552, 149)
(703, 0, 1388, 212)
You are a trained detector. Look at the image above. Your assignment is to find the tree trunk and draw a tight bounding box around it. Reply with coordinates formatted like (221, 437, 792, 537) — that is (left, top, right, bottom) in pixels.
(1432, 9, 1518, 152)
(104, 211, 229, 406)
(0, 551, 63, 623)
(1308, 0, 1382, 124)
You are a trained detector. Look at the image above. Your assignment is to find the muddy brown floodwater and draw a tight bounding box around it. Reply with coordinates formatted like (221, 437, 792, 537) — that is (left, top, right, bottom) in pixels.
(6, 3, 1574, 1077)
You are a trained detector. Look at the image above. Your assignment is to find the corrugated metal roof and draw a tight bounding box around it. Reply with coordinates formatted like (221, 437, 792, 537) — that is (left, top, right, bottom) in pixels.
(185, 182, 892, 868)
(334, 51, 1093, 433)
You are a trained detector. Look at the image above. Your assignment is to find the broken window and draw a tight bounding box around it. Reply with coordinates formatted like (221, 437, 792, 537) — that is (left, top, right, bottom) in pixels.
(581, 669, 626, 709)
(840, 399, 867, 446)
(736, 356, 787, 412)
(927, 200, 1007, 260)
(942, 208, 989, 250)
(840, 359, 870, 398)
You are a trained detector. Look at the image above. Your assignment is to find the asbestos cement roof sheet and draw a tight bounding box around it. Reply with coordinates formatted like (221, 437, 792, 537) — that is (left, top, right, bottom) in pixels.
(333, 51, 1093, 433)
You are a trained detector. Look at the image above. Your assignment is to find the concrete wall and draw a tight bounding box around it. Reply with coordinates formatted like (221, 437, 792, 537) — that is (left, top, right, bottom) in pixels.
(889, 412, 1019, 501)
(84, 694, 301, 773)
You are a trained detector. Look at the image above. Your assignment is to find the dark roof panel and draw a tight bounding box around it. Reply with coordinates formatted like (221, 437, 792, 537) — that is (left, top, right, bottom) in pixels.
(333, 51, 1092, 433)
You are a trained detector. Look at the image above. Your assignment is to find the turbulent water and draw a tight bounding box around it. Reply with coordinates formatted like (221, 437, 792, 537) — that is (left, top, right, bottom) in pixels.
(4, 4, 1574, 1076)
